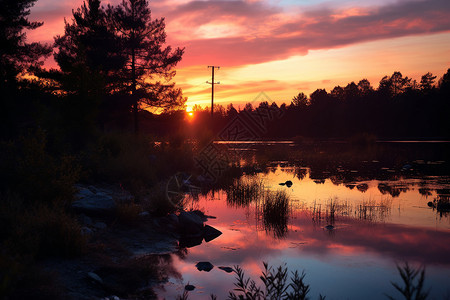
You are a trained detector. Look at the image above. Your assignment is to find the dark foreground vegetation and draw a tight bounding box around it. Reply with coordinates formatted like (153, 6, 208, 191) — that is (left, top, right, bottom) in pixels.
(1, 0, 450, 298)
(177, 262, 433, 300)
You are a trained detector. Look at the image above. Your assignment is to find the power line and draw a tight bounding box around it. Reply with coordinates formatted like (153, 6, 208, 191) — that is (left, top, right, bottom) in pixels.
(207, 66, 220, 117)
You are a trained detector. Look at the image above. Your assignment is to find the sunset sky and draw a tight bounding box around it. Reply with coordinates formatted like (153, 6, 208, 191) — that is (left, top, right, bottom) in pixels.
(28, 0, 450, 109)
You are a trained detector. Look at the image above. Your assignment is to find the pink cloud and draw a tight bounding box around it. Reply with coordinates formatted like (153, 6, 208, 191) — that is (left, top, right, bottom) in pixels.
(28, 0, 450, 68)
(164, 0, 450, 67)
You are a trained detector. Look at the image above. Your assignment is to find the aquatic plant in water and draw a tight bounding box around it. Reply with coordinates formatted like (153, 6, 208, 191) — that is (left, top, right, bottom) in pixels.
(385, 263, 430, 300)
(228, 262, 316, 300)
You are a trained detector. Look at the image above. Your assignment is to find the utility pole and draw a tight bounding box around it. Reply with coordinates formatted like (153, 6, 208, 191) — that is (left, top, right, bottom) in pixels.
(207, 66, 220, 117)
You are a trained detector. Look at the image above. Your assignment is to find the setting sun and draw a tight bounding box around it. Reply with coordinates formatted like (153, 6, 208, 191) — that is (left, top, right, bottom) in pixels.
(186, 107, 194, 119)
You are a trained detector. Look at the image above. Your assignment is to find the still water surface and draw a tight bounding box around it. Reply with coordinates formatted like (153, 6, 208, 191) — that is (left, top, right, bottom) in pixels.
(157, 148, 450, 299)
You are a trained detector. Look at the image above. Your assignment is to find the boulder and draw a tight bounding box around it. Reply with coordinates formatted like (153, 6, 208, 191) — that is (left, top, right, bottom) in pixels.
(72, 187, 116, 215)
(203, 225, 222, 243)
(179, 235, 203, 248)
(179, 211, 204, 236)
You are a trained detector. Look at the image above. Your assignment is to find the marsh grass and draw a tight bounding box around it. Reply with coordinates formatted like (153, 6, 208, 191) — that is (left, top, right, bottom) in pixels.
(357, 197, 392, 222)
(310, 197, 392, 224)
(261, 190, 290, 238)
(226, 177, 264, 207)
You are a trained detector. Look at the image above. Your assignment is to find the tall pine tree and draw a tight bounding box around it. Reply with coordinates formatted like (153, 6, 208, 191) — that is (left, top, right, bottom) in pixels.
(0, 0, 52, 138)
(108, 0, 185, 132)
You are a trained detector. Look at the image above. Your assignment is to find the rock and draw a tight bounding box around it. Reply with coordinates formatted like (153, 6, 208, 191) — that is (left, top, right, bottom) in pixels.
(279, 182, 286, 186)
(203, 225, 222, 243)
(285, 180, 293, 187)
(402, 164, 413, 171)
(196, 261, 214, 272)
(185, 284, 195, 291)
(325, 225, 334, 230)
(87, 272, 103, 285)
(427, 201, 434, 207)
(139, 211, 150, 217)
(81, 226, 93, 236)
(168, 213, 179, 225)
(72, 188, 116, 215)
(191, 210, 208, 222)
(179, 211, 204, 236)
(179, 235, 203, 248)
(94, 222, 107, 230)
(77, 187, 95, 199)
(218, 266, 234, 273)
(78, 214, 93, 226)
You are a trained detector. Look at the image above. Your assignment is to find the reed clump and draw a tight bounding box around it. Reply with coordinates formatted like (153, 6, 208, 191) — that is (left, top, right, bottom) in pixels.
(226, 177, 264, 207)
(262, 190, 290, 238)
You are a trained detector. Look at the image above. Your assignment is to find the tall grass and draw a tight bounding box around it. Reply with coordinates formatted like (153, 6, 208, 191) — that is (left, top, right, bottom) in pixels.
(262, 190, 290, 238)
(225, 176, 292, 238)
(310, 197, 393, 224)
(226, 177, 264, 207)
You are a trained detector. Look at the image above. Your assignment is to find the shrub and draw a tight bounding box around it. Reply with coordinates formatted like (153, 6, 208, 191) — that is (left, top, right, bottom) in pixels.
(0, 129, 80, 207)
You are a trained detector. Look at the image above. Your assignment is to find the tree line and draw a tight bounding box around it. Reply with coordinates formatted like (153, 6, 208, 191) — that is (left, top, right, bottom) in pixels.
(165, 69, 450, 140)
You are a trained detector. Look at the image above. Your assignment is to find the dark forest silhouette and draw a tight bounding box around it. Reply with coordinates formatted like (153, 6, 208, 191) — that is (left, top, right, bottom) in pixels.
(147, 70, 450, 141)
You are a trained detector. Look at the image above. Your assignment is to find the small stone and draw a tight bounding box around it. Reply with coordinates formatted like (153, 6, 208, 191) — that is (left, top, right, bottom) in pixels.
(285, 180, 293, 187)
(196, 261, 214, 272)
(87, 272, 103, 285)
(325, 225, 334, 230)
(218, 266, 234, 273)
(185, 284, 195, 291)
(139, 211, 150, 217)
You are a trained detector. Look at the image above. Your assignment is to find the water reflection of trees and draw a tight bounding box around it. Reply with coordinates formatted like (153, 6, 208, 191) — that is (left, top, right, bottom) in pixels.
(378, 183, 409, 197)
(429, 191, 450, 218)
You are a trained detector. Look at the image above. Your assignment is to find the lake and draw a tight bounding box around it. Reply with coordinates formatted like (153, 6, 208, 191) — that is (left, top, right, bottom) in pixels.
(156, 142, 450, 299)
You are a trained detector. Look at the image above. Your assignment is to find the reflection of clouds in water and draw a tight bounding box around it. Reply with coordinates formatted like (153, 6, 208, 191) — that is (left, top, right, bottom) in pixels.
(164, 167, 450, 298)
